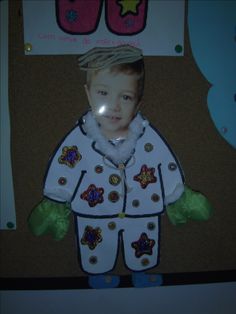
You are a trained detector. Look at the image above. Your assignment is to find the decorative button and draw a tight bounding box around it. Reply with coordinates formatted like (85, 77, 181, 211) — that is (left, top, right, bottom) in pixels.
(118, 212, 126, 219)
(58, 177, 67, 185)
(108, 222, 116, 230)
(144, 143, 153, 152)
(132, 199, 140, 207)
(109, 174, 121, 186)
(141, 258, 150, 266)
(147, 222, 156, 230)
(108, 191, 120, 203)
(151, 193, 160, 202)
(89, 256, 98, 265)
(118, 163, 125, 170)
(95, 165, 103, 173)
(168, 162, 177, 171)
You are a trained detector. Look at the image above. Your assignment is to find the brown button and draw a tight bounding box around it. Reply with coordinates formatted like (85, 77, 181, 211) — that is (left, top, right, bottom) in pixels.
(108, 222, 116, 230)
(141, 258, 150, 266)
(168, 162, 177, 171)
(147, 222, 156, 230)
(144, 143, 153, 152)
(109, 174, 121, 186)
(132, 199, 140, 207)
(58, 177, 67, 185)
(89, 256, 98, 264)
(95, 165, 103, 173)
(151, 193, 160, 202)
(108, 191, 120, 203)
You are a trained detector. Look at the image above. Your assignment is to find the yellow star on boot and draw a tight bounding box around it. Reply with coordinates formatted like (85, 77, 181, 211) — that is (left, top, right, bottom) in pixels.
(118, 0, 141, 16)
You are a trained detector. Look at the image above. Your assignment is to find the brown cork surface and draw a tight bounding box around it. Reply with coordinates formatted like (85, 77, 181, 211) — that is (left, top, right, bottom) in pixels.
(1, 0, 236, 281)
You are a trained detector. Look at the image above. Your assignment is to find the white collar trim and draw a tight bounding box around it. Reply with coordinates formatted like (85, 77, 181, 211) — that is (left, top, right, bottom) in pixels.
(83, 111, 148, 164)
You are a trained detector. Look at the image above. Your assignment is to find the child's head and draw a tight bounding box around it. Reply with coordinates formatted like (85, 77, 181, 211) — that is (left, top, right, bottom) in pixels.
(78, 45, 145, 139)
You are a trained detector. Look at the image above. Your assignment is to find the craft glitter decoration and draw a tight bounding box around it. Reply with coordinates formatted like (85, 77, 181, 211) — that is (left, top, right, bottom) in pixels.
(58, 146, 82, 168)
(124, 18, 135, 28)
(66, 9, 78, 23)
(80, 184, 104, 207)
(131, 233, 155, 258)
(81, 226, 102, 250)
(133, 164, 157, 189)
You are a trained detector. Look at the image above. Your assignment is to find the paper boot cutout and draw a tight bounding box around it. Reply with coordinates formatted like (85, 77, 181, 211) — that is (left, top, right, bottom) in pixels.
(56, 0, 148, 36)
(56, 0, 103, 34)
(105, 0, 148, 35)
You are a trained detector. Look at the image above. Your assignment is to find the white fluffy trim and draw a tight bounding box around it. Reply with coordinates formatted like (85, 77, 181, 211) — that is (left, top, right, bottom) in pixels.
(83, 111, 148, 164)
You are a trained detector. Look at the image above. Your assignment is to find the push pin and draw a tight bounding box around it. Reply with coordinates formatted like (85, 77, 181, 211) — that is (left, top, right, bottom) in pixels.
(24, 43, 33, 52)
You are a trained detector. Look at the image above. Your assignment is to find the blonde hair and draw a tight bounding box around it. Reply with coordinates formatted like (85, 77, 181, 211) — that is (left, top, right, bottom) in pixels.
(78, 45, 145, 101)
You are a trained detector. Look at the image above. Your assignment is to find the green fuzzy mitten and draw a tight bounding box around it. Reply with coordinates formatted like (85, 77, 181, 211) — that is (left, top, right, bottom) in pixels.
(166, 186, 213, 225)
(28, 198, 71, 240)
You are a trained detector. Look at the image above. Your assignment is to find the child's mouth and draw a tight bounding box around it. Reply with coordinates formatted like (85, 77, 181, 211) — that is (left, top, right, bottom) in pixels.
(104, 115, 121, 121)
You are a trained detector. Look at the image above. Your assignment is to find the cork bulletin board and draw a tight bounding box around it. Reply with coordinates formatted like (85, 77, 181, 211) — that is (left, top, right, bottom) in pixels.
(1, 0, 236, 289)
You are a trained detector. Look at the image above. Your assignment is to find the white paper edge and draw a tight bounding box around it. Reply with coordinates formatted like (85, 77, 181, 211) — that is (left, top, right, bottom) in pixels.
(0, 0, 16, 230)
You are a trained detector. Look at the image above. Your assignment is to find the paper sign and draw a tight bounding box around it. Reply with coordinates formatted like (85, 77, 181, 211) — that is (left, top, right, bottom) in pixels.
(23, 0, 185, 56)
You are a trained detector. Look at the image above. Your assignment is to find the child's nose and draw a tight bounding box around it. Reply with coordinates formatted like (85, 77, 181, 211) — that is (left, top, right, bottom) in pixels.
(109, 96, 120, 111)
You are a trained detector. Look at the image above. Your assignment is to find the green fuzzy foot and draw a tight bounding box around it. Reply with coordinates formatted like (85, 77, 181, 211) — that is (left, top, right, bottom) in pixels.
(28, 198, 71, 240)
(167, 186, 213, 225)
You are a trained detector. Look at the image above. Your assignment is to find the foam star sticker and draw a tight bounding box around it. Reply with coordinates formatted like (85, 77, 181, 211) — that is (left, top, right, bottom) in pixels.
(131, 233, 155, 258)
(118, 0, 141, 16)
(58, 145, 82, 168)
(81, 226, 102, 250)
(80, 184, 104, 207)
(133, 164, 157, 189)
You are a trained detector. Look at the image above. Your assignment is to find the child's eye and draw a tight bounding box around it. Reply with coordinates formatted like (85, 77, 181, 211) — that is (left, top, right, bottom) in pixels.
(97, 90, 108, 96)
(122, 95, 133, 101)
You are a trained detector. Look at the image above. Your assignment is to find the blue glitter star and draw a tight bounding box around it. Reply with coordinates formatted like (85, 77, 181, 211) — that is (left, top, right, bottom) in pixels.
(81, 226, 102, 250)
(58, 146, 82, 168)
(124, 18, 135, 28)
(80, 184, 104, 207)
(131, 233, 155, 258)
(66, 9, 78, 23)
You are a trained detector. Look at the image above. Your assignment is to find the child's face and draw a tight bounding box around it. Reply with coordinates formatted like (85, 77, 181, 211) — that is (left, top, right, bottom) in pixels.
(85, 68, 141, 139)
